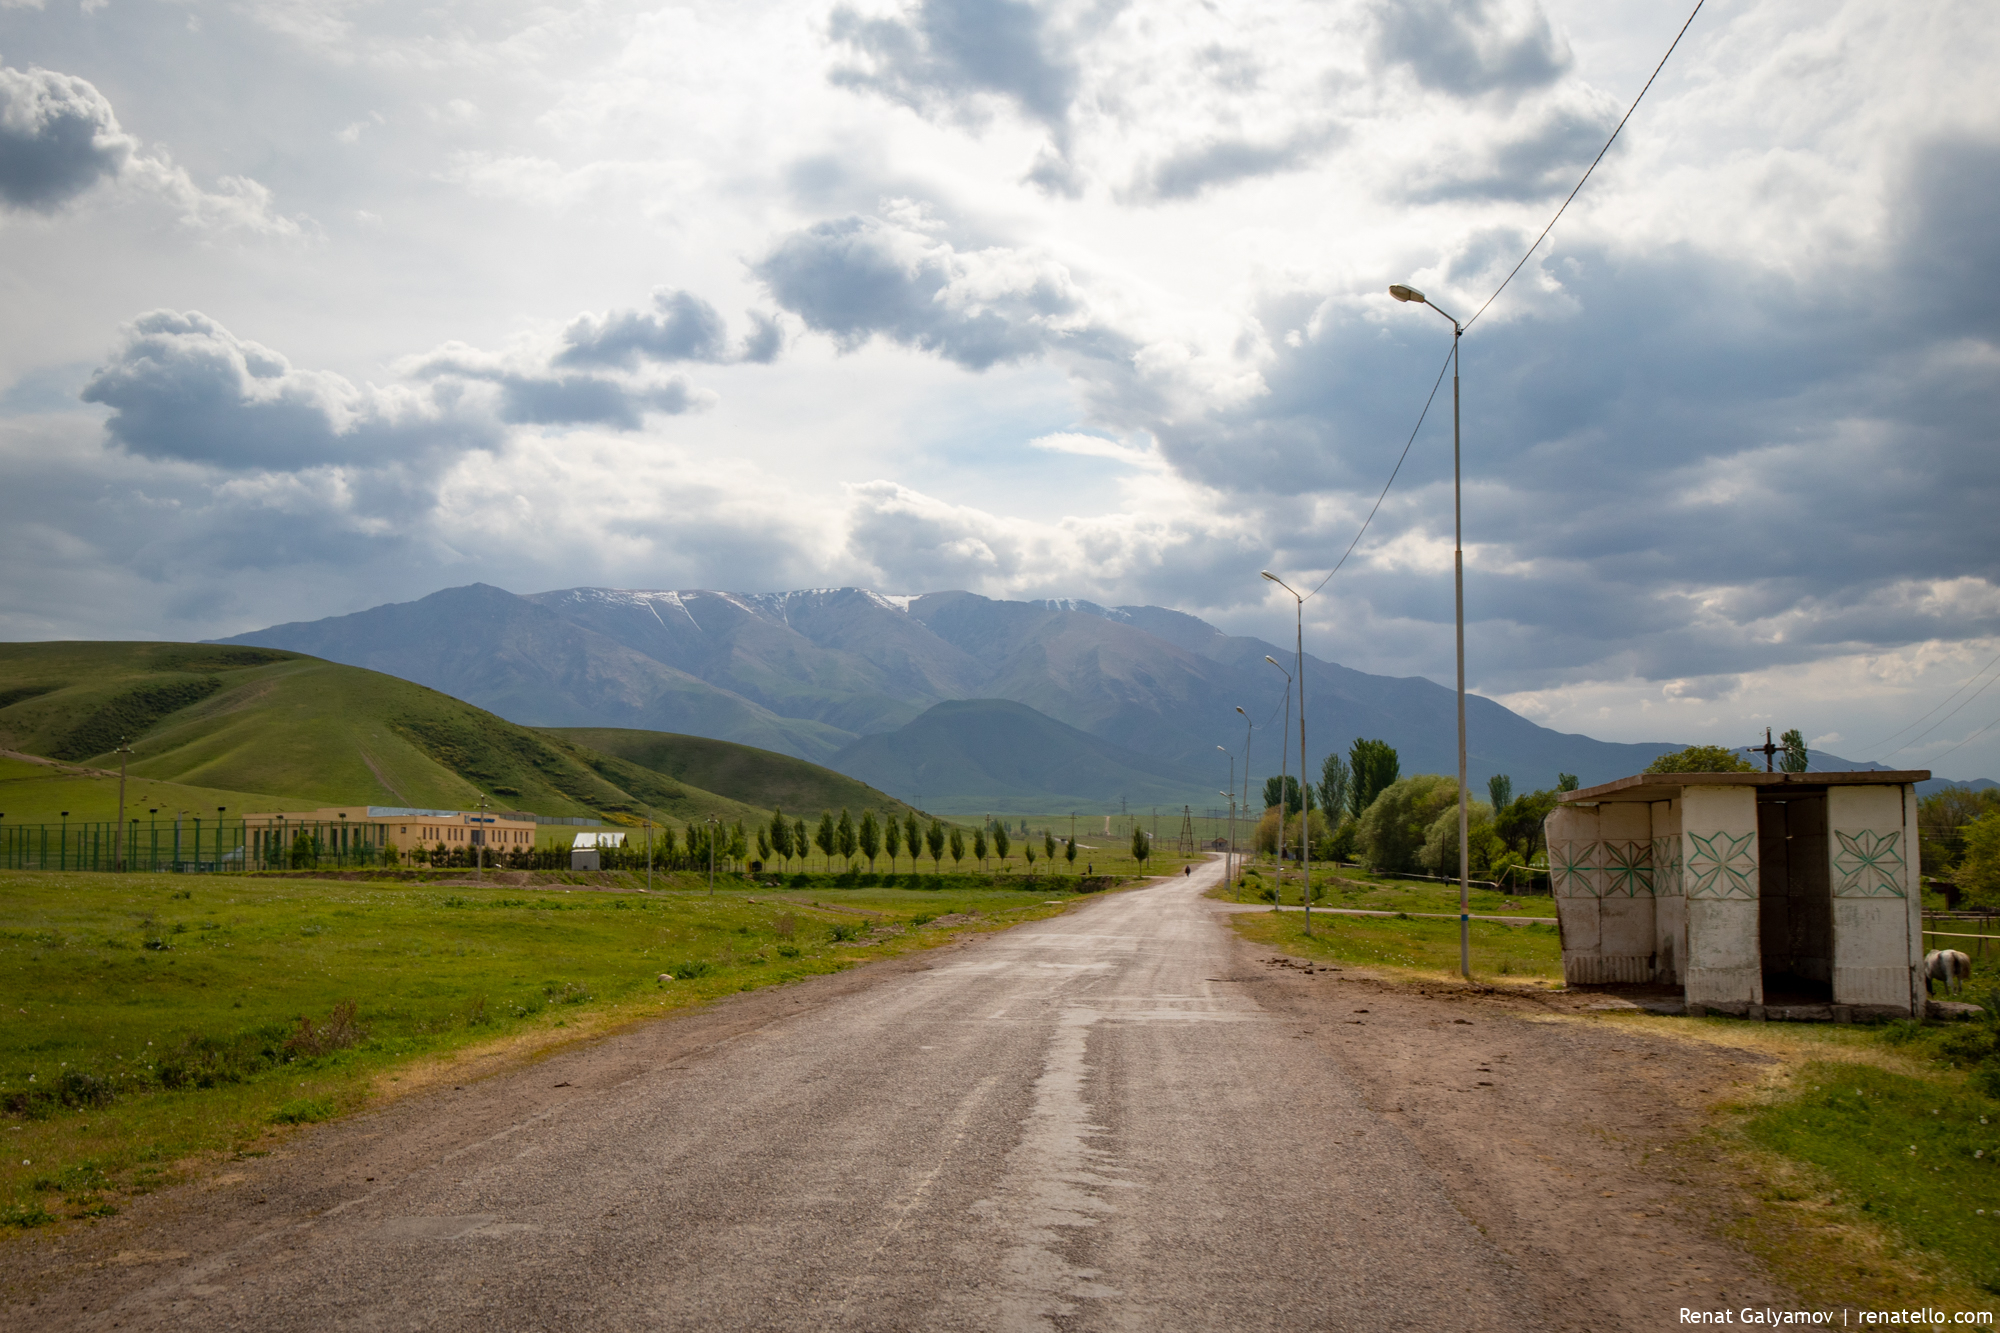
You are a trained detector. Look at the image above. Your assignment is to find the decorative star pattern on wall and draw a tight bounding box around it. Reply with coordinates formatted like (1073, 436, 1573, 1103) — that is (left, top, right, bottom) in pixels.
(1832, 829, 1906, 898)
(1652, 836, 1683, 896)
(1603, 840, 1654, 897)
(1685, 830, 1757, 900)
(1551, 840, 1598, 898)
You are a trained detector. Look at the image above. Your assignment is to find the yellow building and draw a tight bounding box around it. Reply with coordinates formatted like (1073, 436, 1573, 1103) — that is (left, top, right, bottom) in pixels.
(241, 805, 541, 863)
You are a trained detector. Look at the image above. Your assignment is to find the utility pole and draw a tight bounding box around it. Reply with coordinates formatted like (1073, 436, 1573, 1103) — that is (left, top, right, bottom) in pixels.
(475, 792, 488, 880)
(1266, 655, 1292, 909)
(1218, 745, 1234, 885)
(113, 736, 132, 872)
(1390, 282, 1470, 978)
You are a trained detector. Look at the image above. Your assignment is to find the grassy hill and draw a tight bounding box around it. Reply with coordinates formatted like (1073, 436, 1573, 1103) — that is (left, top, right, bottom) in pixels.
(0, 643, 868, 830)
(548, 728, 917, 822)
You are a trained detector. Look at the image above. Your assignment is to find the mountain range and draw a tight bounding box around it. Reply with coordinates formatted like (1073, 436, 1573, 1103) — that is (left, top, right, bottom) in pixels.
(218, 583, 1696, 809)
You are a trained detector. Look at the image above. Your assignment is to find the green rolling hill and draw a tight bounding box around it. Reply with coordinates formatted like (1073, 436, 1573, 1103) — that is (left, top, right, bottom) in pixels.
(0, 643, 913, 831)
(547, 728, 917, 823)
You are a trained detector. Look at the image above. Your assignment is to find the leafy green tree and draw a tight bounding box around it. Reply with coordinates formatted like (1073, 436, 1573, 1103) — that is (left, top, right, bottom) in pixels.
(1263, 774, 1304, 814)
(1131, 825, 1150, 864)
(794, 818, 809, 871)
(1348, 739, 1401, 818)
(836, 809, 857, 868)
(1780, 729, 1810, 773)
(815, 811, 836, 870)
(905, 813, 921, 871)
(925, 819, 946, 869)
(756, 826, 771, 866)
(1318, 754, 1350, 824)
(949, 827, 966, 869)
(972, 826, 987, 868)
(1065, 836, 1078, 871)
(1486, 774, 1512, 812)
(858, 810, 881, 870)
(1044, 831, 1057, 862)
(770, 807, 791, 866)
(1644, 745, 1756, 774)
(884, 811, 903, 869)
(1496, 788, 1561, 860)
(1357, 774, 1458, 873)
(1920, 786, 2000, 877)
(992, 821, 1010, 863)
(1557, 773, 1579, 792)
(727, 821, 747, 869)
(1024, 837, 1038, 868)
(1959, 809, 2000, 908)
(1421, 798, 1505, 878)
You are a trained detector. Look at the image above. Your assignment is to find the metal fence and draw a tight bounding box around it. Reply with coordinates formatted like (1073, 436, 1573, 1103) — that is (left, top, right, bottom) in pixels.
(0, 818, 395, 873)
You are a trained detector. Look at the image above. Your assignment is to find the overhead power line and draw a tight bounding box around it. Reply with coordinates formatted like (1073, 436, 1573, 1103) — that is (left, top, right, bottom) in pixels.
(1856, 645, 2000, 757)
(1299, 0, 1707, 603)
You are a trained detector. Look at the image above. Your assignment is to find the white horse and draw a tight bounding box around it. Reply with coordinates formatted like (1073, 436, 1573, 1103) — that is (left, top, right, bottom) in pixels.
(1925, 949, 1972, 997)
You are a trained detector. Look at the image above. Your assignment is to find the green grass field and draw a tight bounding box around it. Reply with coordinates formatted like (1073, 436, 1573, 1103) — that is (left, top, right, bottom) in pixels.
(0, 867, 1090, 1231)
(1227, 899, 1566, 980)
(1215, 860, 1558, 918)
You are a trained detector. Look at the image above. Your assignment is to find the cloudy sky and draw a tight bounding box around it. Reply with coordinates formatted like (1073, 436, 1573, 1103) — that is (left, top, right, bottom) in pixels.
(1, 0, 1996, 778)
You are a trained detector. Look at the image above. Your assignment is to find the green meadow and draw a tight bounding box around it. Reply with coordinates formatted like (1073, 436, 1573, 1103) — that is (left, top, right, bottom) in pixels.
(1226, 894, 1566, 980)
(0, 867, 1091, 1230)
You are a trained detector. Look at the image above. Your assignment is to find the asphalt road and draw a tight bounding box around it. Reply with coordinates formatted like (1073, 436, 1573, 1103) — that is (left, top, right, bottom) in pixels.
(100, 861, 1547, 1331)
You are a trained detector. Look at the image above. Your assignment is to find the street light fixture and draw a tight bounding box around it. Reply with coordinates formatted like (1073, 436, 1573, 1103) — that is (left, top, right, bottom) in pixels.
(1390, 280, 1471, 981)
(1262, 572, 1313, 935)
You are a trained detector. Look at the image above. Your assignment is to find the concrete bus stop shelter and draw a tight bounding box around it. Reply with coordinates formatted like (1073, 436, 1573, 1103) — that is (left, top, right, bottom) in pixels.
(1545, 770, 1930, 1019)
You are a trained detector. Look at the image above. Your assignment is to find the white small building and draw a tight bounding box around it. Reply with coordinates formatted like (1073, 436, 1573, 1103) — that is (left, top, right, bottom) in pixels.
(1545, 769, 1930, 1018)
(570, 830, 626, 871)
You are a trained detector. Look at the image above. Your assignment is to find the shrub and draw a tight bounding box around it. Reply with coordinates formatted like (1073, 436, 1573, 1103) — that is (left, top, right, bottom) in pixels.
(284, 1000, 366, 1059)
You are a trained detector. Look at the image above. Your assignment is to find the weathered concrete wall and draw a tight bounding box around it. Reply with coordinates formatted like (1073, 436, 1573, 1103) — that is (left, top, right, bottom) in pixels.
(1652, 799, 1685, 985)
(1597, 801, 1657, 982)
(1548, 802, 1661, 984)
(1825, 783, 1915, 1013)
(1682, 786, 1761, 1008)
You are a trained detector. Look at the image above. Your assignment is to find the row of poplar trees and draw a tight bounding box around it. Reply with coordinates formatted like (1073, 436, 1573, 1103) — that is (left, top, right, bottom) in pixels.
(758, 808, 1088, 874)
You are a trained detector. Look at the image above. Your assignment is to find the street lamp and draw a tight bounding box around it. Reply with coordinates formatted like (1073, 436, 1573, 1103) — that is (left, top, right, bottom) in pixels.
(1264, 656, 1291, 910)
(1234, 706, 1253, 888)
(1217, 746, 1235, 885)
(1391, 281, 1471, 981)
(1262, 571, 1313, 935)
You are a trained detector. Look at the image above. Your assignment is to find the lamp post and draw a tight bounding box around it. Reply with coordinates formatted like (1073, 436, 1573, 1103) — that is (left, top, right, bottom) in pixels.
(1264, 656, 1291, 908)
(1234, 706, 1253, 889)
(1262, 572, 1312, 934)
(112, 736, 132, 872)
(1390, 282, 1471, 981)
(1217, 746, 1235, 884)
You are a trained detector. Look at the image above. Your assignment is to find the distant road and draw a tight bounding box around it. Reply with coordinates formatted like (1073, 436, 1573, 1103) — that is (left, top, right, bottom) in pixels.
(41, 862, 1551, 1330)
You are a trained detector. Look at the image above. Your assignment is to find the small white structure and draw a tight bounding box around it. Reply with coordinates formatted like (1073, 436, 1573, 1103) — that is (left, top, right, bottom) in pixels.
(1545, 770, 1930, 1018)
(571, 830, 626, 871)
